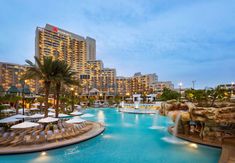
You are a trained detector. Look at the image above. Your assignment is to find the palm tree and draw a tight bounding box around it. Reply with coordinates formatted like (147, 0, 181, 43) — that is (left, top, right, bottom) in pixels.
(23, 56, 55, 117)
(52, 60, 78, 117)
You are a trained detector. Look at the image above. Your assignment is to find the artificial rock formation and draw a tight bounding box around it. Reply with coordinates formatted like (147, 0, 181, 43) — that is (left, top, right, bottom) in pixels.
(161, 100, 235, 142)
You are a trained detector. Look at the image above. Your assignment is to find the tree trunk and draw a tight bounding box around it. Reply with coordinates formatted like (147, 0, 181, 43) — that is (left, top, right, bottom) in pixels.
(44, 81, 51, 117)
(211, 95, 217, 107)
(15, 101, 19, 114)
(55, 83, 61, 118)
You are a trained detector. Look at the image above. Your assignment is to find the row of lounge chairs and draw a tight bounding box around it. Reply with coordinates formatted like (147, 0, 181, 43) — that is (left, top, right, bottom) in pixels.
(0, 122, 92, 146)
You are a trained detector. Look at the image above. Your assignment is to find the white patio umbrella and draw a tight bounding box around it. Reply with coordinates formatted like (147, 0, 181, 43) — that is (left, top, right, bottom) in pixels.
(18, 108, 29, 113)
(70, 111, 83, 116)
(75, 105, 82, 109)
(0, 117, 20, 123)
(80, 113, 94, 118)
(29, 113, 44, 119)
(2, 104, 10, 106)
(11, 121, 39, 129)
(66, 117, 86, 124)
(30, 108, 40, 111)
(2, 109, 15, 113)
(32, 103, 40, 106)
(48, 108, 55, 112)
(38, 117, 58, 123)
(10, 114, 28, 119)
(48, 112, 55, 117)
(57, 113, 70, 118)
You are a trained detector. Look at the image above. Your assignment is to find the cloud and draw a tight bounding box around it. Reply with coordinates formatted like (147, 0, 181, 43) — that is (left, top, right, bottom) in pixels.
(0, 0, 234, 88)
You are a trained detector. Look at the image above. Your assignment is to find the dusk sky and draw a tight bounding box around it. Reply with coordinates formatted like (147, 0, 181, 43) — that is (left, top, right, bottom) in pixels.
(0, 0, 234, 89)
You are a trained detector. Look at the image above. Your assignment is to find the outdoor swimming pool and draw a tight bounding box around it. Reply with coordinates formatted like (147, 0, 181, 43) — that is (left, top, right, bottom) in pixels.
(0, 108, 221, 163)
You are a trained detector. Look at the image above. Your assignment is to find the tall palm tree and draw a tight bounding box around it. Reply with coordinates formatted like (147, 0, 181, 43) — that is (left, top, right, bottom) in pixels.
(52, 60, 78, 117)
(23, 56, 55, 117)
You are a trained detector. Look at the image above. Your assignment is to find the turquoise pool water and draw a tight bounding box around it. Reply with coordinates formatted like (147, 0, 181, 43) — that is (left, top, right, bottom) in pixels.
(0, 108, 221, 163)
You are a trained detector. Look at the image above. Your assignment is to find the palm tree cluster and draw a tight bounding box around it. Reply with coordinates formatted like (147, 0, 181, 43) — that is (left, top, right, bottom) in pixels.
(185, 87, 230, 107)
(22, 56, 79, 117)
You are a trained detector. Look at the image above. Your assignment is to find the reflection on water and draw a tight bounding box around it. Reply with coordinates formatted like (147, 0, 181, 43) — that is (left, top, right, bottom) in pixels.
(149, 126, 166, 130)
(64, 146, 80, 156)
(135, 114, 139, 124)
(121, 112, 124, 120)
(32, 152, 51, 163)
(161, 136, 188, 145)
(97, 110, 105, 123)
(122, 123, 134, 127)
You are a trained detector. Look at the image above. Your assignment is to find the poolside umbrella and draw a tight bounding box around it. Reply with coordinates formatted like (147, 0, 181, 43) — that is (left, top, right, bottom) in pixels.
(30, 108, 40, 111)
(32, 103, 45, 106)
(70, 111, 83, 116)
(0, 117, 20, 123)
(75, 105, 82, 110)
(19, 86, 31, 94)
(18, 108, 29, 114)
(48, 108, 55, 112)
(10, 114, 28, 119)
(80, 113, 94, 118)
(2, 104, 10, 106)
(2, 109, 15, 113)
(57, 113, 70, 118)
(32, 103, 40, 106)
(38, 117, 58, 123)
(29, 113, 44, 119)
(7, 86, 20, 94)
(48, 112, 55, 117)
(11, 121, 39, 129)
(66, 117, 86, 124)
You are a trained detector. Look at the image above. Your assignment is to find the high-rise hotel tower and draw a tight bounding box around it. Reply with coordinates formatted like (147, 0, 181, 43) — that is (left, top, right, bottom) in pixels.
(35, 24, 92, 76)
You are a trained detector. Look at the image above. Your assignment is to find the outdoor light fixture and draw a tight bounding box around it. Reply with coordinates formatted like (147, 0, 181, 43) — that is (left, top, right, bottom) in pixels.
(41, 151, 46, 156)
(189, 143, 198, 149)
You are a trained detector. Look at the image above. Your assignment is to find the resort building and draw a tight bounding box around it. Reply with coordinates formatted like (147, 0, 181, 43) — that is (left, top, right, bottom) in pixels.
(150, 81, 174, 94)
(86, 37, 96, 61)
(0, 62, 37, 93)
(116, 72, 159, 96)
(116, 76, 132, 97)
(217, 83, 235, 90)
(35, 24, 116, 96)
(35, 24, 89, 77)
(81, 60, 116, 96)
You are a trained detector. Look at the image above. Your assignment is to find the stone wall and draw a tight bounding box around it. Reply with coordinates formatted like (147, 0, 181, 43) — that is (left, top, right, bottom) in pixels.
(161, 100, 235, 142)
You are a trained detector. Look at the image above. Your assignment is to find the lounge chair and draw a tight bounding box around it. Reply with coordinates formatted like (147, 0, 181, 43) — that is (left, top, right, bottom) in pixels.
(26, 133, 37, 144)
(35, 134, 46, 144)
(10, 135, 26, 146)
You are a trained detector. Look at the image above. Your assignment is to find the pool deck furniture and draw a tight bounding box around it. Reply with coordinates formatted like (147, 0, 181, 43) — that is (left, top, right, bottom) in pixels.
(0, 122, 105, 154)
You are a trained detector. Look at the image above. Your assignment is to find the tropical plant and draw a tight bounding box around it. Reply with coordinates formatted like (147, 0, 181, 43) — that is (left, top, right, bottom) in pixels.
(52, 60, 78, 117)
(23, 56, 56, 117)
(36, 96, 44, 112)
(185, 87, 230, 107)
(160, 88, 181, 101)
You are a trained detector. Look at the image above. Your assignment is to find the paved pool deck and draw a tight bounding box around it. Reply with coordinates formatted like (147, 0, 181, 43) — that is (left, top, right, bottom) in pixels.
(168, 126, 235, 163)
(168, 126, 221, 148)
(0, 122, 105, 155)
(219, 137, 235, 163)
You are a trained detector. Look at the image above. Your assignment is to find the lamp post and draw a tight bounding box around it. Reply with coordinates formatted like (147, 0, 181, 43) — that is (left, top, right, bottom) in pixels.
(192, 80, 196, 90)
(20, 80, 25, 116)
(178, 82, 183, 98)
(231, 82, 234, 96)
(70, 87, 74, 111)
